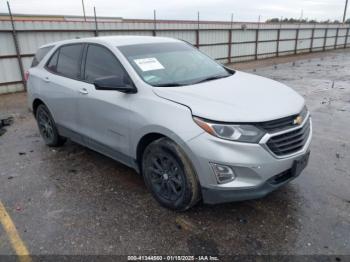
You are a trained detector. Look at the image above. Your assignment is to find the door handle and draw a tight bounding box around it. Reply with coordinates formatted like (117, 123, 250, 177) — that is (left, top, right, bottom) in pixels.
(44, 77, 50, 83)
(79, 88, 89, 95)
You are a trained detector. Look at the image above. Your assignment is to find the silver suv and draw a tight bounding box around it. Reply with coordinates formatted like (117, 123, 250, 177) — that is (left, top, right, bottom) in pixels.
(27, 36, 312, 210)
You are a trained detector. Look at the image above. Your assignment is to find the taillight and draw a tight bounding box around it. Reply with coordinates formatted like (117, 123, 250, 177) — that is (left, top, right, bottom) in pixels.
(24, 71, 29, 81)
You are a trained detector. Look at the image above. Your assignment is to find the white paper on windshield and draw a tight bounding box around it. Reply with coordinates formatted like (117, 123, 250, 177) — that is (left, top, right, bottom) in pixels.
(134, 58, 164, 72)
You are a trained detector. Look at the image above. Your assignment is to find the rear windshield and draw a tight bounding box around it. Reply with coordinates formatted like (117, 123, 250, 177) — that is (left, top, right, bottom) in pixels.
(31, 45, 54, 67)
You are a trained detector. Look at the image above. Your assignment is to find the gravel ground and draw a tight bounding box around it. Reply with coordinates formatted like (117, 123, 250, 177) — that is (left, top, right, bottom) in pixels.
(0, 49, 349, 257)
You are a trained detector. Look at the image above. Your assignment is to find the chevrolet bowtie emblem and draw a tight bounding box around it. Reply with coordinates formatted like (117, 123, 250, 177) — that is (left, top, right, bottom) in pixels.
(293, 115, 303, 125)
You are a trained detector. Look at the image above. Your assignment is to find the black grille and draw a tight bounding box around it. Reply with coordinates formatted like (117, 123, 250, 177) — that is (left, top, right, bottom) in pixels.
(258, 107, 308, 133)
(266, 118, 310, 156)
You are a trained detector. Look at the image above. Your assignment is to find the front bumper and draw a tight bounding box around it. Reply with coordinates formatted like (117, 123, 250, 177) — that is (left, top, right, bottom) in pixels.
(201, 154, 308, 204)
(186, 117, 312, 204)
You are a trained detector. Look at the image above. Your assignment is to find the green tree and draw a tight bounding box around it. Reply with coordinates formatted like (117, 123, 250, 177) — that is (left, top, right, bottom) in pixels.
(266, 18, 280, 23)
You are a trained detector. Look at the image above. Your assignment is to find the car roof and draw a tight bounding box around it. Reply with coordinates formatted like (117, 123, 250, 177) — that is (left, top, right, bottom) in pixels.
(40, 35, 181, 49)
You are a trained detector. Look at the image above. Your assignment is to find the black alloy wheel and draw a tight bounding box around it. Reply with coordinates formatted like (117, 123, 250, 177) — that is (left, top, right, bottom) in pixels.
(35, 104, 66, 147)
(142, 138, 200, 211)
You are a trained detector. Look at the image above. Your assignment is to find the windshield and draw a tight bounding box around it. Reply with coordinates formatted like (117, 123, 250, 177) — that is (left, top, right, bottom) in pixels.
(118, 42, 233, 87)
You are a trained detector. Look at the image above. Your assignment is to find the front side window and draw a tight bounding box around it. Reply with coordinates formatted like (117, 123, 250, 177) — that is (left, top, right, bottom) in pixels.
(84, 44, 126, 83)
(118, 42, 232, 87)
(46, 44, 83, 79)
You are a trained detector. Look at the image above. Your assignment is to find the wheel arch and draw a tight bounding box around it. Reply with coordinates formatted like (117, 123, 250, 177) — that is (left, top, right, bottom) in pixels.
(136, 132, 166, 173)
(134, 128, 200, 179)
(32, 98, 46, 116)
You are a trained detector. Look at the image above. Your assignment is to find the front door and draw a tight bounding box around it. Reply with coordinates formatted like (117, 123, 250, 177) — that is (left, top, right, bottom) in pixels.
(77, 44, 133, 161)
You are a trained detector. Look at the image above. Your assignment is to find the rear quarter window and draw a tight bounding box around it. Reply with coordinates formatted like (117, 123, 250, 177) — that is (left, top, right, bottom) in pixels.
(31, 45, 54, 67)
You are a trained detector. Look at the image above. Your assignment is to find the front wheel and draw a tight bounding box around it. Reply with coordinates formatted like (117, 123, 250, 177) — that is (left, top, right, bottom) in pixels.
(142, 138, 201, 211)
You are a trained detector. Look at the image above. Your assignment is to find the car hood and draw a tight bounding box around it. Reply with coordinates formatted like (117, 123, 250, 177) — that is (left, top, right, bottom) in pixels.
(152, 71, 305, 122)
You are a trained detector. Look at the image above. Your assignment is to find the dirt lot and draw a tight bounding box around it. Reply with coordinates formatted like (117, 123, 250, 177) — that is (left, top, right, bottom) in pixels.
(0, 49, 350, 258)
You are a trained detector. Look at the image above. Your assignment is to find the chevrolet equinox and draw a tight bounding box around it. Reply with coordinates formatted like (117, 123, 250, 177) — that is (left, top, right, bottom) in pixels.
(27, 36, 312, 210)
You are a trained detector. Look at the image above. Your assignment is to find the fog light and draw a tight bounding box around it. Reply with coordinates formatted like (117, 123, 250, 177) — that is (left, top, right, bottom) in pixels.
(210, 163, 236, 184)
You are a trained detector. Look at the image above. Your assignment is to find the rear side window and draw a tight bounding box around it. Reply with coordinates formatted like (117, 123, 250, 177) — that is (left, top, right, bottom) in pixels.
(46, 44, 83, 79)
(31, 45, 54, 67)
(56, 44, 83, 79)
(46, 50, 59, 72)
(84, 44, 126, 83)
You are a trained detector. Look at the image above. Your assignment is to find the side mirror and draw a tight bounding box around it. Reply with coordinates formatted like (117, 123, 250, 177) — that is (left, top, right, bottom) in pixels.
(93, 75, 137, 93)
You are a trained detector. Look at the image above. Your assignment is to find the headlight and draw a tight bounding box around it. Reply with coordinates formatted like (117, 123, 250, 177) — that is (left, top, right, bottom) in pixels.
(193, 117, 265, 143)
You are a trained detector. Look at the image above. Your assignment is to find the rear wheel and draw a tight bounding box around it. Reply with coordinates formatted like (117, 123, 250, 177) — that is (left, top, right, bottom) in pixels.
(142, 138, 201, 211)
(36, 104, 66, 147)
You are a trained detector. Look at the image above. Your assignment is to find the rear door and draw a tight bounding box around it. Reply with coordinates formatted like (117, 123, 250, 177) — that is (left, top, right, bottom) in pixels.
(27, 45, 54, 109)
(43, 44, 86, 135)
(77, 44, 133, 160)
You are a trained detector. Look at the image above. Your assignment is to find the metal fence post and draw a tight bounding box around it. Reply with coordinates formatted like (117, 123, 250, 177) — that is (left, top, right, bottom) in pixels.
(227, 14, 233, 63)
(254, 15, 262, 60)
(196, 12, 200, 48)
(310, 25, 315, 52)
(228, 29, 232, 63)
(276, 28, 281, 57)
(7, 1, 26, 91)
(255, 28, 259, 60)
(195, 30, 199, 48)
(255, 29, 258, 60)
(82, 0, 87, 21)
(323, 26, 328, 51)
(93, 7, 99, 37)
(345, 27, 350, 48)
(153, 10, 157, 37)
(294, 28, 300, 54)
(334, 27, 339, 49)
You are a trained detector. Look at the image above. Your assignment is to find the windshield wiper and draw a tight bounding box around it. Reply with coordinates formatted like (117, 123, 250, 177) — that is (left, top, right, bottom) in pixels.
(152, 74, 230, 87)
(194, 74, 230, 84)
(152, 82, 184, 87)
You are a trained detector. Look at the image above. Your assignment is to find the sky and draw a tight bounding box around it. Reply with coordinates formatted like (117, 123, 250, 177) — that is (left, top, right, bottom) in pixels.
(0, 0, 348, 22)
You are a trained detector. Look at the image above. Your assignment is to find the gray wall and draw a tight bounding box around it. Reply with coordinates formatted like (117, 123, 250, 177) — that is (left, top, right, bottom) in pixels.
(1, 19, 349, 94)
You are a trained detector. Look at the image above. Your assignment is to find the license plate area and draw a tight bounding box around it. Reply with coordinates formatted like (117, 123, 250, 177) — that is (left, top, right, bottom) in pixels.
(292, 151, 310, 177)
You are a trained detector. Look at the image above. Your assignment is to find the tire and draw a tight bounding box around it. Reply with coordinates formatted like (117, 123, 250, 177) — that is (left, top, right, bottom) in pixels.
(35, 104, 66, 147)
(142, 137, 201, 211)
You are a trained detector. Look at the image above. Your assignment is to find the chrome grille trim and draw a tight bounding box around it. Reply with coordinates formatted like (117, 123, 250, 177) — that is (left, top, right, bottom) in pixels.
(257, 106, 308, 133)
(259, 112, 312, 159)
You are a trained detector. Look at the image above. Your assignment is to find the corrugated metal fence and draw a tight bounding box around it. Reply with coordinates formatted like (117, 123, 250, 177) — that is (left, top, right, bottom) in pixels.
(0, 19, 349, 94)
